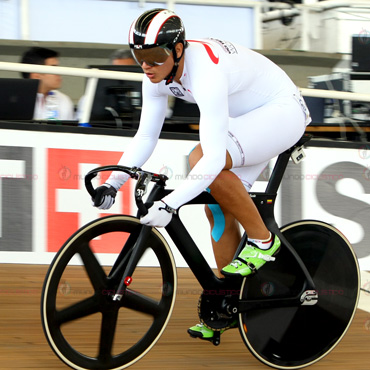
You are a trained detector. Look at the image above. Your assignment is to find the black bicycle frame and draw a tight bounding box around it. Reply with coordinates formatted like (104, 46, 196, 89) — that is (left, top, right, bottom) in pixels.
(135, 134, 316, 310)
(88, 134, 316, 310)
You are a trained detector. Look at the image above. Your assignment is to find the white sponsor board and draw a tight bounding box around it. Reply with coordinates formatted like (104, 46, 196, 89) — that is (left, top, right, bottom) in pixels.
(0, 128, 369, 271)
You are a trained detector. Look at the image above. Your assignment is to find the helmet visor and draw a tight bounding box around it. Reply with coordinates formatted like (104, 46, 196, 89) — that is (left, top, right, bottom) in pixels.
(131, 46, 172, 67)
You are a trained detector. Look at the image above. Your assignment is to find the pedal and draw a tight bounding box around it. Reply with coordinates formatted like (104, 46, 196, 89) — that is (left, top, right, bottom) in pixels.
(188, 331, 202, 339)
(212, 331, 221, 346)
(291, 146, 306, 164)
(187, 329, 221, 346)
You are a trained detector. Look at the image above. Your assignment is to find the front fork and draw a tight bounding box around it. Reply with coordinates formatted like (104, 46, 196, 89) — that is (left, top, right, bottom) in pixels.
(112, 225, 152, 301)
(111, 183, 167, 301)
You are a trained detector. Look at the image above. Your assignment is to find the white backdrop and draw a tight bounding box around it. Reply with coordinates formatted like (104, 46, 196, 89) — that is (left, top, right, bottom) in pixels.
(0, 0, 255, 48)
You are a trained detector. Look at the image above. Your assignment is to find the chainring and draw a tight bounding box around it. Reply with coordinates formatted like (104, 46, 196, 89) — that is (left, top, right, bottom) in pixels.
(197, 291, 238, 331)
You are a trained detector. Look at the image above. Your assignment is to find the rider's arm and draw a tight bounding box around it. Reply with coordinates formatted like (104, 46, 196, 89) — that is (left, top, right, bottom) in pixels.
(163, 67, 230, 209)
(106, 79, 168, 190)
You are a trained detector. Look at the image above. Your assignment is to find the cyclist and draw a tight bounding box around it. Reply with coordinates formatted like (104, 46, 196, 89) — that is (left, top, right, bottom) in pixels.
(92, 8, 311, 341)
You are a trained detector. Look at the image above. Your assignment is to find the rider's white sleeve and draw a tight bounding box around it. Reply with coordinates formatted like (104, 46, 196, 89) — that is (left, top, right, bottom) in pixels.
(106, 85, 168, 190)
(162, 70, 230, 209)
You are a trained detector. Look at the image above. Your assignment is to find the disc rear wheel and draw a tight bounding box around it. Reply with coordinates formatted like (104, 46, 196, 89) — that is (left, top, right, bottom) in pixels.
(239, 220, 360, 369)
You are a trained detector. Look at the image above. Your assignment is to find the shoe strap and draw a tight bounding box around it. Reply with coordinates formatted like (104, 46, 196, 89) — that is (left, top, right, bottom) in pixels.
(258, 253, 276, 262)
(235, 257, 257, 273)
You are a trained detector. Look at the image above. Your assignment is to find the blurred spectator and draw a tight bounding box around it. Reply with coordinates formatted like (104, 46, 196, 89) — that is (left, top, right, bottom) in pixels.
(76, 48, 136, 121)
(109, 49, 136, 65)
(21, 47, 75, 120)
(108, 48, 174, 118)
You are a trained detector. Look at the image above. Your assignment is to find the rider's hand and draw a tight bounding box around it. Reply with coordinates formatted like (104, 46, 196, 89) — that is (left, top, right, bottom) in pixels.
(140, 200, 175, 227)
(92, 184, 117, 210)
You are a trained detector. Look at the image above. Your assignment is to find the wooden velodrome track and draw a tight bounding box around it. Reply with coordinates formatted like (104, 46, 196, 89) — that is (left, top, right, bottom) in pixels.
(0, 264, 369, 370)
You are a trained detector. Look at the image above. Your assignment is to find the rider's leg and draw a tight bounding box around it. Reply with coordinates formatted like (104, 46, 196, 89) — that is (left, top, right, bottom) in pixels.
(187, 162, 267, 340)
(204, 204, 241, 275)
(190, 145, 281, 278)
(189, 145, 273, 275)
(188, 94, 309, 339)
(189, 145, 269, 237)
(189, 102, 306, 277)
(210, 161, 270, 240)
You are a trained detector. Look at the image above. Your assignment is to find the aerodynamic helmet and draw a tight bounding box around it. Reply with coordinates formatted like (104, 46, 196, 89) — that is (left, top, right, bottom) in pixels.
(129, 8, 185, 50)
(128, 9, 186, 84)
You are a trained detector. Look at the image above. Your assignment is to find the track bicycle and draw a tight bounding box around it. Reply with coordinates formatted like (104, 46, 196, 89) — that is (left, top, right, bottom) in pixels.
(41, 133, 360, 369)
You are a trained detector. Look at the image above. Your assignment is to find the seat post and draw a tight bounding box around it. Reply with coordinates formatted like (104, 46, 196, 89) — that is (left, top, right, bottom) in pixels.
(265, 150, 292, 195)
(265, 134, 312, 195)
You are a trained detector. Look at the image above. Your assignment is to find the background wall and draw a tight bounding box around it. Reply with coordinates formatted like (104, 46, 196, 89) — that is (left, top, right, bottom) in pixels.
(0, 0, 255, 46)
(1, 0, 370, 53)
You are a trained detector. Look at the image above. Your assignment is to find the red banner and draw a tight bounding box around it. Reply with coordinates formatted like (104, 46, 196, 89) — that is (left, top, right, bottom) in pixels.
(47, 149, 132, 253)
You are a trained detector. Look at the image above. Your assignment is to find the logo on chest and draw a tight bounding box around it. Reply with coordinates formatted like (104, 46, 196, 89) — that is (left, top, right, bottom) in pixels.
(169, 87, 185, 97)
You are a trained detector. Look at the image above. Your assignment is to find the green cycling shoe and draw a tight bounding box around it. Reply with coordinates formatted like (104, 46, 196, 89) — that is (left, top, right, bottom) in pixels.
(221, 234, 281, 277)
(188, 323, 216, 340)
